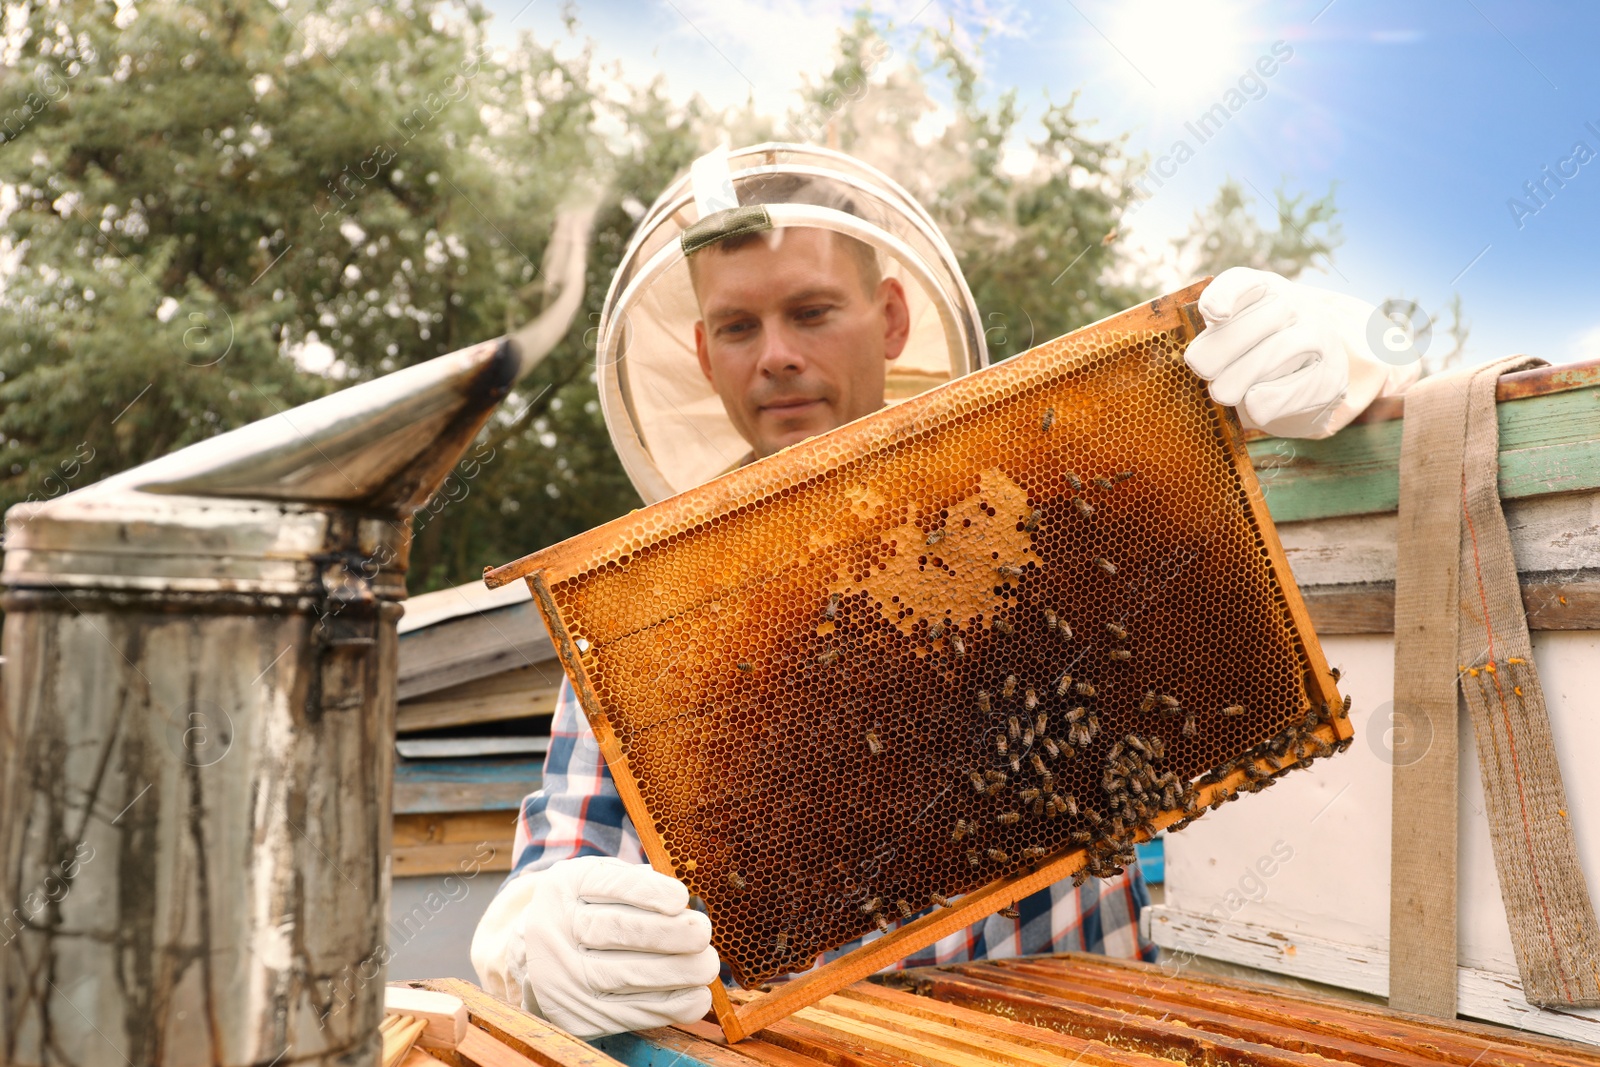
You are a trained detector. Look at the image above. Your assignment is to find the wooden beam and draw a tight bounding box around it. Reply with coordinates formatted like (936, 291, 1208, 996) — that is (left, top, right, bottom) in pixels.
(393, 810, 516, 876)
(394, 757, 541, 815)
(397, 663, 562, 733)
(1247, 370, 1600, 523)
(1299, 577, 1600, 635)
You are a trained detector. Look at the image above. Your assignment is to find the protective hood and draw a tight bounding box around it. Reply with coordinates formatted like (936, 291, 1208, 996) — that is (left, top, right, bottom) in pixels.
(597, 143, 988, 503)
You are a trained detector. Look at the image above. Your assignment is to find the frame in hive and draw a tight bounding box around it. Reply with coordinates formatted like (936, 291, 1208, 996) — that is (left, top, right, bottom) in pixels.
(486, 279, 1350, 1041)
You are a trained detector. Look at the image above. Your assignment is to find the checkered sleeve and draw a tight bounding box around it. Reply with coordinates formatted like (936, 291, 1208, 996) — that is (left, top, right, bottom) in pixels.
(504, 678, 645, 883)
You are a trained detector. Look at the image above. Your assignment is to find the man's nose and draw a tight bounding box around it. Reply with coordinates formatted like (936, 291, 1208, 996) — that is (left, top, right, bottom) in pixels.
(755, 321, 806, 377)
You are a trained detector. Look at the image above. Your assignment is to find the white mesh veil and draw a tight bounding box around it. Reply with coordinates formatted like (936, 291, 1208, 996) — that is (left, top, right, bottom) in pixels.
(598, 143, 988, 504)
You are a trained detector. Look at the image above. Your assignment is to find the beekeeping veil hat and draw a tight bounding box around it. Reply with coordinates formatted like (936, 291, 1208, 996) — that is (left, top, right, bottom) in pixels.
(597, 143, 988, 504)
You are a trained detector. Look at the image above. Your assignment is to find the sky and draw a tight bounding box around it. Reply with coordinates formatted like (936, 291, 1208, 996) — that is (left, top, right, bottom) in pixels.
(480, 0, 1600, 367)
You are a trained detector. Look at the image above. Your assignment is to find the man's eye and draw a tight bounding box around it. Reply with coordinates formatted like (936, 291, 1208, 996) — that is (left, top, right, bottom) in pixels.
(719, 320, 755, 338)
(796, 306, 831, 322)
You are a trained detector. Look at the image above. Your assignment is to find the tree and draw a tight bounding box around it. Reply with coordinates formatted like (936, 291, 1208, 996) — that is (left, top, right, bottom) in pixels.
(1174, 178, 1341, 281)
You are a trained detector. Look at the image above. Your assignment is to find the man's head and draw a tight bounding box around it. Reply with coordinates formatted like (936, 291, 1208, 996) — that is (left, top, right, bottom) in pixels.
(689, 191, 910, 459)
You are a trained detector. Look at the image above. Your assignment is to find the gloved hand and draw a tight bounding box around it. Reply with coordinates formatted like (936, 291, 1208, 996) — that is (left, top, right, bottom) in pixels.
(470, 856, 719, 1039)
(1184, 267, 1419, 439)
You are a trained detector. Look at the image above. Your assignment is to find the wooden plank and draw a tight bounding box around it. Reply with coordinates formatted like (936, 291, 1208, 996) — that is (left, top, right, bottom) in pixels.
(1301, 577, 1600, 634)
(828, 985, 1179, 1066)
(992, 954, 1600, 1066)
(458, 1027, 541, 1067)
(394, 756, 541, 815)
(416, 978, 629, 1067)
(393, 839, 513, 878)
(596, 1025, 798, 1067)
(398, 663, 563, 733)
(386, 985, 470, 1048)
(1249, 382, 1600, 523)
(1143, 906, 1600, 1047)
(398, 599, 559, 701)
(782, 1005, 1046, 1067)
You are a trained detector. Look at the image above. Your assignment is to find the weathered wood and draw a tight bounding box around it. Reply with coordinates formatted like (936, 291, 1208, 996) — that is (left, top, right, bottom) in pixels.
(415, 977, 629, 1067)
(398, 661, 562, 733)
(1248, 370, 1600, 523)
(1301, 577, 1600, 634)
(394, 756, 541, 814)
(398, 597, 560, 701)
(393, 810, 516, 876)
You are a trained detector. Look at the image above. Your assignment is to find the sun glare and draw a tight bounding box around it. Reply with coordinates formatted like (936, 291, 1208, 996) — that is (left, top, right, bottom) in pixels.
(1105, 0, 1256, 112)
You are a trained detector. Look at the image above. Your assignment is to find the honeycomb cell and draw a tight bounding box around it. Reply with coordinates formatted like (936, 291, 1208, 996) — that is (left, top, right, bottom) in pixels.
(517, 304, 1343, 990)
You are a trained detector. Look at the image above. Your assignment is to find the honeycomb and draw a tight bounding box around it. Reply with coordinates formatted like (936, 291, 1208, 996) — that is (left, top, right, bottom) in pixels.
(493, 283, 1345, 990)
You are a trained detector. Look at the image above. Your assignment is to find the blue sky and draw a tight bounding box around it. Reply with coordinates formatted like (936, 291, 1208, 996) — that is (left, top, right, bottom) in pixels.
(482, 0, 1599, 367)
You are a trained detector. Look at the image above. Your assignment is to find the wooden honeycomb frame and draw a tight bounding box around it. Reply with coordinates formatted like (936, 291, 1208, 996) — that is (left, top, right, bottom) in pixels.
(487, 279, 1349, 1041)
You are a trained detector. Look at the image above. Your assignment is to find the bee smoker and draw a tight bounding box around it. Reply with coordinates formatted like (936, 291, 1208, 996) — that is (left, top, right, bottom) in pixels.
(0, 211, 588, 1067)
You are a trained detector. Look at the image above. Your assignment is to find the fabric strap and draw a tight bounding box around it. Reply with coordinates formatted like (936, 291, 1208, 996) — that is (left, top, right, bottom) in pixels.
(1390, 354, 1600, 1014)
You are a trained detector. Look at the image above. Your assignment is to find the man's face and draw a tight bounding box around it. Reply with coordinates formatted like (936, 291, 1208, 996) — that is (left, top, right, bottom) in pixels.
(693, 228, 910, 458)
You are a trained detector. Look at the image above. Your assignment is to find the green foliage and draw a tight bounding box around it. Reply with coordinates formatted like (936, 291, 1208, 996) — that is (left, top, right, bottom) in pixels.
(1175, 178, 1342, 281)
(0, 4, 1346, 600)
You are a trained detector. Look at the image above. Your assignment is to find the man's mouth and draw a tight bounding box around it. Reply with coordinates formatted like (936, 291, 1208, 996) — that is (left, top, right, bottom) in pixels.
(759, 397, 824, 415)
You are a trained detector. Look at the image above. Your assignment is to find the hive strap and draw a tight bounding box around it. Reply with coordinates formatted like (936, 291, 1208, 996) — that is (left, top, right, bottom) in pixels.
(1391, 353, 1600, 1015)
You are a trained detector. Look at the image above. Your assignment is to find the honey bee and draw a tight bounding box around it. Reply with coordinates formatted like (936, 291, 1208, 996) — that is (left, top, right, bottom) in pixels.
(1148, 736, 1164, 760)
(1074, 680, 1097, 698)
(1030, 753, 1048, 775)
(1041, 736, 1061, 759)
(860, 896, 883, 914)
(986, 848, 1010, 863)
(931, 892, 955, 908)
(737, 661, 754, 672)
(1114, 470, 1135, 483)
(984, 769, 1007, 785)
(1024, 687, 1040, 711)
(1182, 712, 1198, 738)
(952, 818, 971, 841)
(926, 529, 947, 547)
(1107, 740, 1125, 761)
(775, 931, 789, 954)
(1222, 705, 1245, 717)
(1022, 846, 1047, 861)
(1023, 508, 1042, 531)
(968, 770, 987, 793)
(1062, 793, 1080, 817)
(1043, 609, 1059, 632)
(977, 689, 993, 713)
(1041, 407, 1056, 433)
(997, 564, 1026, 579)
(1040, 772, 1056, 793)
(874, 914, 893, 933)
(997, 674, 1015, 699)
(817, 648, 840, 666)
(1055, 673, 1074, 698)
(1057, 619, 1073, 640)
(967, 849, 981, 868)
(1066, 471, 1084, 492)
(1127, 735, 1150, 758)
(1329, 666, 1342, 683)
(1109, 649, 1132, 662)
(1021, 727, 1035, 748)
(1065, 705, 1086, 725)
(1105, 621, 1128, 640)
(929, 619, 946, 642)
(1070, 829, 1092, 844)
(951, 633, 967, 657)
(999, 905, 1021, 919)
(1159, 694, 1181, 712)
(1140, 690, 1159, 714)
(1007, 714, 1021, 741)
(1073, 497, 1095, 519)
(1019, 787, 1041, 802)
(896, 899, 914, 919)
(1092, 476, 1114, 490)
(728, 870, 747, 891)
(1035, 712, 1048, 736)
(995, 811, 1020, 826)
(1010, 753, 1022, 774)
(995, 733, 1008, 755)
(824, 592, 841, 620)
(992, 617, 1014, 635)
(1072, 869, 1091, 887)
(866, 731, 883, 756)
(1338, 695, 1352, 720)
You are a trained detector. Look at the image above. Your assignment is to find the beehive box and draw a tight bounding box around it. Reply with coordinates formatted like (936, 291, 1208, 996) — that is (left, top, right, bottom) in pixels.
(486, 279, 1349, 1040)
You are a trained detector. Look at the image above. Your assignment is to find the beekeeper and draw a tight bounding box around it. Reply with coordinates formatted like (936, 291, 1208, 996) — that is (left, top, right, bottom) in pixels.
(471, 143, 1418, 1038)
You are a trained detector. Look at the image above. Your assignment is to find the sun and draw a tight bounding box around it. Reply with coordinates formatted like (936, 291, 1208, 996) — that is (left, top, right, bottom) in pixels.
(1103, 0, 1257, 112)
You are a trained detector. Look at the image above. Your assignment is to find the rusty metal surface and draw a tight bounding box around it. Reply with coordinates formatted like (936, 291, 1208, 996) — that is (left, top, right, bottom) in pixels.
(492, 283, 1347, 1000)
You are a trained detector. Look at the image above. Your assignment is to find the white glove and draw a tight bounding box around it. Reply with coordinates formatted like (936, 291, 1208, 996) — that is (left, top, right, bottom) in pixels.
(1185, 267, 1420, 439)
(470, 857, 720, 1039)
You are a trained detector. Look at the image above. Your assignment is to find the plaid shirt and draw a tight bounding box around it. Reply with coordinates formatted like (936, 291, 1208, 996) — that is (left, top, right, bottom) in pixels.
(509, 678, 1157, 971)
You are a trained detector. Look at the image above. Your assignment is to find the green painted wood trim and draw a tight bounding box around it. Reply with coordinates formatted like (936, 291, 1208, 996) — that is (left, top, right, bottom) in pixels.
(1248, 383, 1600, 522)
(591, 1031, 720, 1067)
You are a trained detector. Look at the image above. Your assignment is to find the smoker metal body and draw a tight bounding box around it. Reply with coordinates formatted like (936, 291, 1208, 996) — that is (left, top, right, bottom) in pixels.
(0, 210, 589, 1067)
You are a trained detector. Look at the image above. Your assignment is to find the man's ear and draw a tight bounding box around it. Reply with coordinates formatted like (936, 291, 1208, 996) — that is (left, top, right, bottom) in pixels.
(879, 277, 910, 362)
(694, 320, 714, 382)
